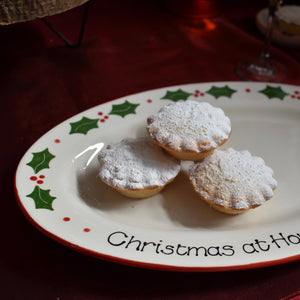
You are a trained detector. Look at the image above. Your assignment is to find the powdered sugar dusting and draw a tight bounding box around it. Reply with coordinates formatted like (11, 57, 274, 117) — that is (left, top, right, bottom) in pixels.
(278, 5, 300, 25)
(98, 137, 181, 190)
(147, 101, 231, 152)
(189, 148, 277, 210)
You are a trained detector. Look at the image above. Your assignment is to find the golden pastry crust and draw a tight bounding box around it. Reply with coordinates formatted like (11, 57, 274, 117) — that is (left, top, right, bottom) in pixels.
(98, 137, 181, 199)
(147, 128, 231, 161)
(101, 177, 176, 199)
(277, 19, 300, 36)
(147, 101, 231, 161)
(189, 148, 277, 214)
(277, 5, 300, 36)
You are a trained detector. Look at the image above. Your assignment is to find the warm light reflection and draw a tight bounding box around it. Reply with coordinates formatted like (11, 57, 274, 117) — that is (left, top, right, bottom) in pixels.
(183, 18, 217, 34)
(185, 19, 218, 38)
(202, 18, 217, 31)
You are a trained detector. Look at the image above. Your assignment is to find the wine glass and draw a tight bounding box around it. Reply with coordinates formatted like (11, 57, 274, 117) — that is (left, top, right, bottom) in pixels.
(236, 0, 287, 82)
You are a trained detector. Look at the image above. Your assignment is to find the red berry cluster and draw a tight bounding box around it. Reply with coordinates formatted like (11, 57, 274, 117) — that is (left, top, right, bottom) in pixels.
(194, 90, 205, 97)
(291, 90, 300, 100)
(98, 112, 109, 123)
(30, 175, 45, 184)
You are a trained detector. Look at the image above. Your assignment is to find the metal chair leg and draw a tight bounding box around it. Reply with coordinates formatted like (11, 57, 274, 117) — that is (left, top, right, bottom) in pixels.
(41, 1, 90, 48)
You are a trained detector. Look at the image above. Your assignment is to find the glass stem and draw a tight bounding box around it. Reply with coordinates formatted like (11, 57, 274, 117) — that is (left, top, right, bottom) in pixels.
(260, 0, 281, 61)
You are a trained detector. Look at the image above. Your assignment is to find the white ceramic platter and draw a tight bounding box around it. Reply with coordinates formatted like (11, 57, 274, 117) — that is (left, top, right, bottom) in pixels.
(15, 82, 300, 271)
(256, 8, 300, 48)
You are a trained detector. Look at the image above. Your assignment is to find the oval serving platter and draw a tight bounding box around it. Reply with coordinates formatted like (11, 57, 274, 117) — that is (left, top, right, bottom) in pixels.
(15, 82, 300, 271)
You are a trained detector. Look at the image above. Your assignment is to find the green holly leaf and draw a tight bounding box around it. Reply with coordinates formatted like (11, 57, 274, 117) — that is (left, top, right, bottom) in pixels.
(26, 148, 55, 174)
(206, 85, 237, 99)
(26, 186, 56, 210)
(69, 116, 99, 135)
(161, 89, 193, 102)
(259, 85, 289, 100)
(109, 100, 140, 118)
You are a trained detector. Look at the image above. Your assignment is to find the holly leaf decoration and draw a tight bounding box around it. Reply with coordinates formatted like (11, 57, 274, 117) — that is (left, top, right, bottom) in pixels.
(206, 85, 237, 99)
(259, 85, 289, 100)
(69, 116, 99, 135)
(26, 186, 56, 210)
(109, 100, 140, 118)
(161, 89, 193, 102)
(26, 148, 55, 174)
